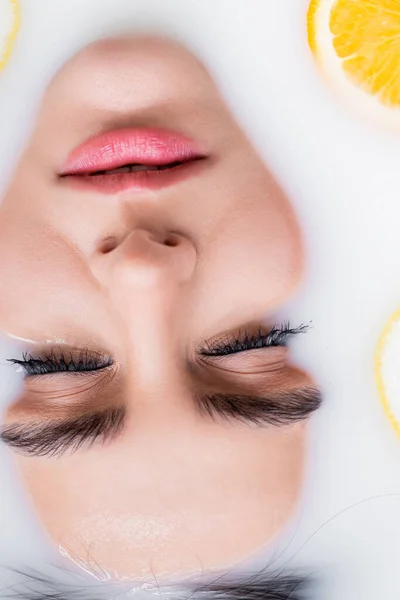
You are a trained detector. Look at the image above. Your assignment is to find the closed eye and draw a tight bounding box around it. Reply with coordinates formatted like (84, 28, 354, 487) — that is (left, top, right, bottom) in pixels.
(200, 322, 309, 357)
(6, 323, 308, 377)
(7, 349, 113, 377)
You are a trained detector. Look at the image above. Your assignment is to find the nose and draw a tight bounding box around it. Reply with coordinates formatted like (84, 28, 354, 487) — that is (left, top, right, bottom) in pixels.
(93, 228, 197, 389)
(100, 228, 196, 288)
(93, 225, 196, 328)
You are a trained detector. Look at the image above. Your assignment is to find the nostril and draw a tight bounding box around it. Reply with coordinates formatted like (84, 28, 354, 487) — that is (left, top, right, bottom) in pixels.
(163, 234, 179, 247)
(100, 236, 118, 254)
(99, 231, 181, 255)
(148, 231, 179, 247)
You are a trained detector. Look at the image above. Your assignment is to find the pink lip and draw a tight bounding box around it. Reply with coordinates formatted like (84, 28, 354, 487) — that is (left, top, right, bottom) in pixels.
(59, 127, 207, 194)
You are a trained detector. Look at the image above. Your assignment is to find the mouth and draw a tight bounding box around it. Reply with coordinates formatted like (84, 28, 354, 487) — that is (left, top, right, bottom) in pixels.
(60, 157, 207, 194)
(83, 159, 198, 176)
(58, 127, 208, 194)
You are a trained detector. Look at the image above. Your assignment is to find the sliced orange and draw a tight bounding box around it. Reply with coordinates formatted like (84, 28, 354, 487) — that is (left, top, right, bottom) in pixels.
(0, 0, 20, 73)
(375, 307, 400, 440)
(308, 0, 400, 123)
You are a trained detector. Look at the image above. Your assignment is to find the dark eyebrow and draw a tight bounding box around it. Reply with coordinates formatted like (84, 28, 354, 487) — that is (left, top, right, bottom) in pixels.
(0, 405, 126, 458)
(0, 387, 321, 458)
(198, 387, 322, 426)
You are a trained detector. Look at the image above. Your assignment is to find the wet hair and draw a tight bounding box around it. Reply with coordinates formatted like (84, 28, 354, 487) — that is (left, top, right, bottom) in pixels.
(0, 566, 315, 600)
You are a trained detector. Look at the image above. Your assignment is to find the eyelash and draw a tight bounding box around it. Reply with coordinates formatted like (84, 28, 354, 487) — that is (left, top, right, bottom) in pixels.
(7, 350, 113, 376)
(7, 323, 308, 376)
(201, 322, 308, 357)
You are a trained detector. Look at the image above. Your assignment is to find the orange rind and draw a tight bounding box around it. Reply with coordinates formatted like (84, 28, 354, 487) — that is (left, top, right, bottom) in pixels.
(375, 307, 400, 440)
(0, 0, 20, 73)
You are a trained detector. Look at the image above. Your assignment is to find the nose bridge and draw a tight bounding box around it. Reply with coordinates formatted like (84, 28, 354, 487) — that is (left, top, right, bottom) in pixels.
(93, 227, 196, 388)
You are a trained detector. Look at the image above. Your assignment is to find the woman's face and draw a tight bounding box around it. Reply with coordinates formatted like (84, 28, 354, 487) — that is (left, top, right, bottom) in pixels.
(0, 36, 320, 579)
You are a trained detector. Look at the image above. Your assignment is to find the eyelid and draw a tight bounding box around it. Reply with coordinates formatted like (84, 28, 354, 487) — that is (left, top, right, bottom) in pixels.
(200, 346, 288, 374)
(23, 369, 114, 399)
(25, 363, 115, 381)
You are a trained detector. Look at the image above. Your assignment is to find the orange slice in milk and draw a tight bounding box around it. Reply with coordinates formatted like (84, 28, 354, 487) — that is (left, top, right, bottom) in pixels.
(308, 0, 400, 124)
(375, 308, 400, 439)
(0, 0, 20, 73)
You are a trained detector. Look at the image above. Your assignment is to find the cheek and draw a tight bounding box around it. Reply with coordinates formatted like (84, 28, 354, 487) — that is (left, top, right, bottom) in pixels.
(0, 203, 99, 339)
(193, 197, 303, 332)
(15, 423, 307, 579)
(240, 188, 303, 289)
(228, 216, 301, 286)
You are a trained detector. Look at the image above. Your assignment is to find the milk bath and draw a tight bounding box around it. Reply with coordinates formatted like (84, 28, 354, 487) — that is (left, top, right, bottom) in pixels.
(0, 1, 400, 598)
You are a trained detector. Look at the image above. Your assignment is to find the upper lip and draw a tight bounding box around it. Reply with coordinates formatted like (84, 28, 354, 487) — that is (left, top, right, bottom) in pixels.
(59, 127, 207, 176)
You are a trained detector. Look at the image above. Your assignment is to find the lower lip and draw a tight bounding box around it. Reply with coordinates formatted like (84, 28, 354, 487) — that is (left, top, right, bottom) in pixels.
(60, 158, 208, 194)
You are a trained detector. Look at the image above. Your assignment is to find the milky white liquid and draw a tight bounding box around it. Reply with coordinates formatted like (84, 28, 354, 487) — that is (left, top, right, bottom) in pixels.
(1, 1, 400, 598)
